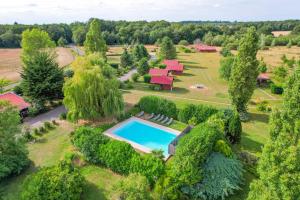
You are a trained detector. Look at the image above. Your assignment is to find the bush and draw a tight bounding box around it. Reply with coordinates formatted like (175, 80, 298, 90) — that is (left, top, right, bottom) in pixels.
(13, 85, 23, 95)
(220, 46, 233, 57)
(21, 161, 85, 200)
(158, 64, 167, 69)
(43, 121, 54, 130)
(258, 59, 268, 73)
(64, 69, 74, 78)
(219, 56, 235, 81)
(137, 58, 150, 75)
(110, 63, 119, 69)
(59, 112, 67, 120)
(178, 40, 189, 46)
(149, 84, 161, 91)
(270, 83, 284, 94)
(130, 154, 165, 185)
(131, 73, 140, 82)
(71, 126, 109, 164)
(182, 153, 244, 200)
(99, 140, 138, 174)
(178, 104, 218, 125)
(143, 74, 151, 83)
(39, 126, 47, 134)
(256, 100, 271, 112)
(117, 106, 140, 121)
(113, 173, 152, 200)
(138, 96, 177, 118)
(213, 140, 233, 157)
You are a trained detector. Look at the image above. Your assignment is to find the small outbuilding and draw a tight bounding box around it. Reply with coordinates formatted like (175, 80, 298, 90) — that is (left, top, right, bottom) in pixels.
(149, 68, 169, 77)
(150, 76, 174, 90)
(257, 73, 270, 86)
(166, 64, 184, 75)
(195, 44, 217, 52)
(163, 60, 179, 66)
(0, 92, 30, 118)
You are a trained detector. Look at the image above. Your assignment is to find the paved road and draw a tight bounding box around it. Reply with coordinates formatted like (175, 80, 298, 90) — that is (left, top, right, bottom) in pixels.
(23, 105, 67, 127)
(118, 69, 137, 82)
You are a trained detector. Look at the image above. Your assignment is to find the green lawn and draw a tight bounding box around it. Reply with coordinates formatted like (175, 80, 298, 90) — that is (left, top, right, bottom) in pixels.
(1, 121, 124, 200)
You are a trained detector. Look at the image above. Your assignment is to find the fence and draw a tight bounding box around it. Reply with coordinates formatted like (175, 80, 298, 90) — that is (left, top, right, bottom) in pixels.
(168, 125, 193, 155)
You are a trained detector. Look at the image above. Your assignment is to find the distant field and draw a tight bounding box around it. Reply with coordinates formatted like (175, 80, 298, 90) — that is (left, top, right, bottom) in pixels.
(271, 31, 291, 37)
(0, 47, 74, 82)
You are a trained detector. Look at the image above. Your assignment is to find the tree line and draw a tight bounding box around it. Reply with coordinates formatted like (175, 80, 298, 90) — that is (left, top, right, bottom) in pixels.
(1, 19, 300, 48)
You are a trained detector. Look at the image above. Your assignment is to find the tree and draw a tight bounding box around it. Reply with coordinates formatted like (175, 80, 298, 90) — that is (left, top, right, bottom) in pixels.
(21, 51, 64, 108)
(219, 56, 235, 81)
(228, 27, 259, 116)
(132, 44, 149, 63)
(120, 48, 133, 68)
(159, 36, 176, 60)
(113, 173, 152, 200)
(63, 54, 124, 121)
(0, 78, 10, 93)
(0, 101, 29, 181)
(72, 26, 86, 45)
(21, 28, 55, 62)
(21, 161, 85, 200)
(137, 58, 150, 75)
(57, 37, 67, 47)
(84, 19, 107, 57)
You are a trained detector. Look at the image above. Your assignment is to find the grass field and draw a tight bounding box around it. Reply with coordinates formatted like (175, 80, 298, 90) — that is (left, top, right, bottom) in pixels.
(0, 121, 124, 200)
(0, 47, 74, 82)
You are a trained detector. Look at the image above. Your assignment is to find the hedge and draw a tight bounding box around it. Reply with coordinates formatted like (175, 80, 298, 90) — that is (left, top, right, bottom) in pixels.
(178, 104, 218, 124)
(138, 96, 177, 118)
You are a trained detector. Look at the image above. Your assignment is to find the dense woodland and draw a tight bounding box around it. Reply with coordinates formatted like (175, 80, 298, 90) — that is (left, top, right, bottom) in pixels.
(1, 19, 300, 48)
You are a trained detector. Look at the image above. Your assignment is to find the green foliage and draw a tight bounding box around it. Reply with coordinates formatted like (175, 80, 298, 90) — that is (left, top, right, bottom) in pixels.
(130, 154, 165, 185)
(57, 37, 67, 47)
(63, 55, 124, 121)
(219, 56, 235, 81)
(131, 73, 140, 82)
(178, 40, 189, 46)
(137, 58, 150, 75)
(113, 173, 152, 200)
(21, 51, 64, 107)
(159, 36, 176, 60)
(220, 46, 233, 57)
(256, 100, 271, 112)
(274, 66, 288, 82)
(213, 140, 233, 157)
(71, 126, 109, 164)
(229, 27, 259, 114)
(72, 26, 86, 45)
(21, 161, 85, 200)
(84, 19, 107, 56)
(143, 74, 151, 83)
(0, 101, 29, 180)
(0, 30, 21, 48)
(99, 140, 138, 174)
(258, 58, 268, 73)
(21, 28, 55, 62)
(270, 83, 283, 94)
(138, 96, 177, 118)
(182, 153, 244, 200)
(170, 124, 222, 186)
(178, 104, 218, 124)
(120, 48, 133, 68)
(132, 44, 149, 63)
(228, 111, 242, 143)
(0, 78, 10, 93)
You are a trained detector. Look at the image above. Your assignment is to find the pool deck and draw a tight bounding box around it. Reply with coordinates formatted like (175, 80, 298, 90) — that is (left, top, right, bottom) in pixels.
(104, 116, 181, 160)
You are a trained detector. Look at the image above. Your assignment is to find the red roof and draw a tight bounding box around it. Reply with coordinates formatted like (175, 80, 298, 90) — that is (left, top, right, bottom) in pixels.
(195, 44, 217, 52)
(166, 64, 184, 72)
(150, 76, 173, 85)
(149, 68, 169, 76)
(163, 60, 179, 66)
(0, 92, 30, 110)
(257, 73, 270, 80)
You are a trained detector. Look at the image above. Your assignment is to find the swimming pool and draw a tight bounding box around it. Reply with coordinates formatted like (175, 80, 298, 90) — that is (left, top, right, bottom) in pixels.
(105, 117, 180, 157)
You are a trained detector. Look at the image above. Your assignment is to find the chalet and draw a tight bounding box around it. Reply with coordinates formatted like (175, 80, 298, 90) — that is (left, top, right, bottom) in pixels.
(150, 76, 174, 90)
(0, 92, 30, 118)
(149, 68, 169, 77)
(195, 44, 217, 52)
(163, 59, 179, 66)
(257, 73, 270, 86)
(166, 63, 184, 75)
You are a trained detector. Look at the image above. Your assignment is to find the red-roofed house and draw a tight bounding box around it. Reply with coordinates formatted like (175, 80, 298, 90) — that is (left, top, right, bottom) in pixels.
(166, 64, 184, 75)
(149, 68, 169, 77)
(0, 92, 30, 117)
(163, 60, 179, 66)
(257, 73, 270, 86)
(150, 76, 174, 90)
(195, 44, 217, 52)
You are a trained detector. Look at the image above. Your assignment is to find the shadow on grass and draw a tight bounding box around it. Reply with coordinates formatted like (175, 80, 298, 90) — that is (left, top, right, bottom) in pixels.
(82, 181, 107, 200)
(181, 72, 194, 76)
(248, 112, 269, 124)
(179, 60, 198, 65)
(241, 132, 264, 153)
(185, 65, 208, 69)
(173, 87, 189, 94)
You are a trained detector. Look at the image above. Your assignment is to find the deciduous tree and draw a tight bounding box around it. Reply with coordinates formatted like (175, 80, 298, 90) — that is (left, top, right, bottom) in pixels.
(159, 36, 176, 60)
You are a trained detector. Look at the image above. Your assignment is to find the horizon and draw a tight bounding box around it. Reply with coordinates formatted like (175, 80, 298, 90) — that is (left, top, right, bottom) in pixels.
(1, 0, 299, 24)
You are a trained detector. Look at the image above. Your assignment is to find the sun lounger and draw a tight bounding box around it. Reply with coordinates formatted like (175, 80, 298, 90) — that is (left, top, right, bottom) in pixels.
(136, 111, 144, 117)
(152, 114, 161, 121)
(161, 117, 169, 124)
(147, 113, 155, 120)
(157, 115, 165, 122)
(166, 118, 173, 125)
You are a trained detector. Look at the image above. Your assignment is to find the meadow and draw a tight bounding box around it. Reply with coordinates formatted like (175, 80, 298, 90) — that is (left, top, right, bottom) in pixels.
(0, 47, 74, 82)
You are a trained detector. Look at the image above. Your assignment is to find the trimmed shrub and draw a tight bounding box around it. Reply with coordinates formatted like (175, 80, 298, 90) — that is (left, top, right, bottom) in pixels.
(270, 83, 284, 94)
(71, 126, 109, 164)
(130, 154, 165, 185)
(21, 161, 85, 200)
(143, 74, 151, 83)
(182, 153, 244, 200)
(178, 104, 218, 124)
(138, 96, 177, 118)
(213, 140, 233, 158)
(99, 140, 138, 174)
(131, 73, 140, 82)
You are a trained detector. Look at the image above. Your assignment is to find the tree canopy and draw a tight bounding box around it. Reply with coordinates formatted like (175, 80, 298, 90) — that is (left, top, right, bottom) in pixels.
(159, 36, 177, 60)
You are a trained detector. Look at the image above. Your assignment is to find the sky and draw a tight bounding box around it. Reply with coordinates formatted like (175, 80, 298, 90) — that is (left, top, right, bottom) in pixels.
(0, 0, 299, 24)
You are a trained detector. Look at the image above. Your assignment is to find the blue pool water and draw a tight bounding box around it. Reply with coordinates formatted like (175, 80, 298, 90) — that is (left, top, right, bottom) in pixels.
(113, 120, 177, 156)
